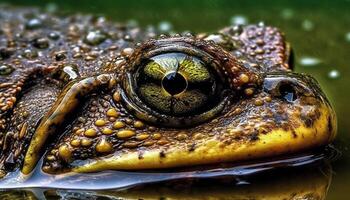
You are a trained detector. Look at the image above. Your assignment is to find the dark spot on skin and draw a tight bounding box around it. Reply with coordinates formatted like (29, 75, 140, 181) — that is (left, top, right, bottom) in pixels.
(281, 123, 291, 132)
(291, 130, 297, 138)
(260, 128, 269, 135)
(188, 143, 196, 152)
(249, 132, 259, 141)
(159, 151, 166, 158)
(223, 139, 233, 145)
(233, 135, 242, 141)
(328, 116, 333, 134)
(305, 118, 313, 127)
(138, 152, 144, 159)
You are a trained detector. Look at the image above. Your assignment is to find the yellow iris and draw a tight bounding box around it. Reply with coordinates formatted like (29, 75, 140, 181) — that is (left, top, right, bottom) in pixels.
(136, 53, 217, 116)
(143, 53, 211, 83)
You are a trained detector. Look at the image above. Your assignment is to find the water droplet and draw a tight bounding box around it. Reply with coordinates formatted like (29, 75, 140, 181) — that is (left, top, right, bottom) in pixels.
(23, 49, 38, 59)
(0, 64, 14, 75)
(55, 52, 66, 61)
(53, 64, 79, 81)
(182, 31, 194, 37)
(299, 57, 321, 66)
(32, 38, 50, 49)
(230, 15, 248, 25)
(158, 21, 172, 33)
(48, 32, 60, 40)
(205, 34, 224, 43)
(328, 69, 340, 79)
(302, 20, 314, 31)
(84, 30, 107, 45)
(63, 65, 79, 79)
(25, 18, 43, 30)
(231, 25, 243, 35)
(205, 34, 236, 50)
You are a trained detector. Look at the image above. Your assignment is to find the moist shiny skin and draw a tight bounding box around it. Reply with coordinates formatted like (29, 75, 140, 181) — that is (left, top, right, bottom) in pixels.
(0, 7, 336, 178)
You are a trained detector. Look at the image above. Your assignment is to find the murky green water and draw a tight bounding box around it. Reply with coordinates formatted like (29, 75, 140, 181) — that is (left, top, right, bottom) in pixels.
(0, 0, 349, 199)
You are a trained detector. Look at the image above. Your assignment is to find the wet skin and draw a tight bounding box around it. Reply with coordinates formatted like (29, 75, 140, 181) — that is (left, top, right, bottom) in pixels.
(0, 7, 336, 178)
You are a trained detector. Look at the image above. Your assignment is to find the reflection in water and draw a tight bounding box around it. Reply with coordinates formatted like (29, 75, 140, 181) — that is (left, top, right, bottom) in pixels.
(0, 147, 338, 199)
(102, 165, 332, 200)
(0, 161, 332, 200)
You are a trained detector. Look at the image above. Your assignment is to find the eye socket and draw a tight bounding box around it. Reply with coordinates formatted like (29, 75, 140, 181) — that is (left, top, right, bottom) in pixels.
(119, 37, 259, 127)
(135, 52, 221, 116)
(121, 51, 229, 127)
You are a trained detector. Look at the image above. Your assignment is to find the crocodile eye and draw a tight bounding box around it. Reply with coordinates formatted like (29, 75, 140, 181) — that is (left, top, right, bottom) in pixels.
(121, 50, 229, 127)
(119, 37, 259, 127)
(135, 53, 219, 116)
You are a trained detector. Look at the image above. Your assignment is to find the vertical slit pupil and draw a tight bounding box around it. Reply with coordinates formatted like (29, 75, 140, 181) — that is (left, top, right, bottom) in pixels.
(162, 72, 187, 95)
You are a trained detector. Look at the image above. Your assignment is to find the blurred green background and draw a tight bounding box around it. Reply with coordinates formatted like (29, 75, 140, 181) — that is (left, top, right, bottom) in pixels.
(0, 0, 349, 199)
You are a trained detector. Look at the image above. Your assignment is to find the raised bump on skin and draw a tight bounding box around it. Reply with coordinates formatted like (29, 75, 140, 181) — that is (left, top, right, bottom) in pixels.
(22, 74, 115, 174)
